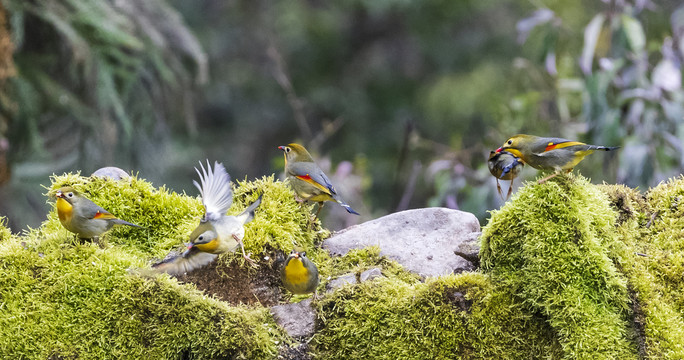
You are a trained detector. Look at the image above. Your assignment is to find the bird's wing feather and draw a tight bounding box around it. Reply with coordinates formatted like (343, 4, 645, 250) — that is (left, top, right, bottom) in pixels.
(289, 162, 336, 195)
(151, 247, 218, 275)
(538, 139, 586, 153)
(80, 200, 117, 220)
(193, 160, 233, 221)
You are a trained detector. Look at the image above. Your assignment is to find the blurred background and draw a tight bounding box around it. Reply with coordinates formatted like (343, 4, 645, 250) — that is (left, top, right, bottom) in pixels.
(0, 0, 683, 232)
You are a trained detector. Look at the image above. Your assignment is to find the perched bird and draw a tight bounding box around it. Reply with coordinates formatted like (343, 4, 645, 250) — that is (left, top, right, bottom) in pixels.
(54, 186, 141, 240)
(488, 150, 524, 200)
(278, 143, 359, 220)
(281, 250, 319, 296)
(153, 161, 262, 275)
(497, 134, 618, 183)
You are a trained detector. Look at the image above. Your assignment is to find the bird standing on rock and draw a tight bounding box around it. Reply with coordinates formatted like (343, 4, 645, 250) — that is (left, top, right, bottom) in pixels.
(497, 134, 618, 183)
(488, 150, 523, 200)
(153, 160, 262, 275)
(281, 250, 319, 296)
(279, 143, 359, 221)
(54, 186, 141, 240)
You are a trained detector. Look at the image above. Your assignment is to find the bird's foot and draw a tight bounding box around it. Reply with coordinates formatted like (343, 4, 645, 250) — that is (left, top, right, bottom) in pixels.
(537, 172, 560, 184)
(234, 234, 259, 268)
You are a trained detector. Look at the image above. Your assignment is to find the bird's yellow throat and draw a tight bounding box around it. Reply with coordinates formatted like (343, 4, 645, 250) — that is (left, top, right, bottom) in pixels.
(194, 238, 219, 253)
(284, 258, 309, 285)
(56, 197, 73, 222)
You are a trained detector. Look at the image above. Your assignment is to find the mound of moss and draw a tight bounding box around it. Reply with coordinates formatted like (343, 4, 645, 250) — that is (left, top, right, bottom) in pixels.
(627, 176, 684, 357)
(0, 172, 326, 359)
(480, 174, 638, 359)
(315, 272, 562, 359)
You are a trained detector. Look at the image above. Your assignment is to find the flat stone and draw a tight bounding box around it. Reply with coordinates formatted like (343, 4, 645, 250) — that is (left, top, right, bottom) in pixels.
(270, 299, 316, 338)
(323, 207, 481, 278)
(360, 268, 383, 282)
(326, 273, 357, 292)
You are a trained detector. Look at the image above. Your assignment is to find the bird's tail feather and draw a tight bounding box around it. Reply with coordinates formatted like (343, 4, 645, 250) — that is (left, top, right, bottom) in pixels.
(112, 219, 142, 228)
(236, 193, 263, 225)
(337, 200, 360, 215)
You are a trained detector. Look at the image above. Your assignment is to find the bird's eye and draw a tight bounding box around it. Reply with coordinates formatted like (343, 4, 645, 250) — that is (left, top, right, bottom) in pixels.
(301, 252, 307, 257)
(67, 192, 74, 197)
(285, 147, 291, 153)
(198, 235, 204, 241)
(507, 140, 513, 145)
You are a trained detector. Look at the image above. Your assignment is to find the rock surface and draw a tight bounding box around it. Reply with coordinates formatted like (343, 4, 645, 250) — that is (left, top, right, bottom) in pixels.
(270, 299, 316, 338)
(326, 267, 384, 292)
(91, 167, 130, 180)
(323, 207, 481, 277)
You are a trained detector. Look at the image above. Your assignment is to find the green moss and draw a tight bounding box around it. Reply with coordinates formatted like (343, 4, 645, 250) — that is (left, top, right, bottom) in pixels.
(315, 272, 562, 359)
(0, 172, 316, 359)
(630, 176, 684, 358)
(0, 216, 10, 241)
(234, 175, 330, 256)
(480, 174, 638, 360)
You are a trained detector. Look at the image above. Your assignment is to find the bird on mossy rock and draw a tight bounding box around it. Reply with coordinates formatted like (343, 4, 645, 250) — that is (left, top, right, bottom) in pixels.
(281, 250, 319, 296)
(153, 160, 262, 275)
(497, 134, 618, 183)
(488, 150, 523, 200)
(278, 143, 359, 222)
(54, 186, 141, 241)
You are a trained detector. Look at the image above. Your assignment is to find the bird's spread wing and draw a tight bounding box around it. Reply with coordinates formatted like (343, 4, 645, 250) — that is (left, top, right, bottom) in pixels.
(151, 247, 218, 276)
(193, 160, 233, 221)
(289, 163, 337, 196)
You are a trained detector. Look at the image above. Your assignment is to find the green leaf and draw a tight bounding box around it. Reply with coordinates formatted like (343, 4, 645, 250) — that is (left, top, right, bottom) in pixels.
(621, 14, 645, 54)
(581, 14, 605, 75)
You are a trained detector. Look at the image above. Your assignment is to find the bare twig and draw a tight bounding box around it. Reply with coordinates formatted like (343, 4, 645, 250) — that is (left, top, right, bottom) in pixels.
(396, 160, 422, 212)
(310, 116, 346, 151)
(266, 44, 312, 142)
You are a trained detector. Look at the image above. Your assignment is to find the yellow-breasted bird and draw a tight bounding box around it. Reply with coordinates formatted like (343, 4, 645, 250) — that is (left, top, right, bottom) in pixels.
(153, 160, 262, 275)
(488, 150, 523, 200)
(497, 134, 618, 183)
(278, 143, 359, 219)
(54, 186, 141, 240)
(281, 250, 319, 296)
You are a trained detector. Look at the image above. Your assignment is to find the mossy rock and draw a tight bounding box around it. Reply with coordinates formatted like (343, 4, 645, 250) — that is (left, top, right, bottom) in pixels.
(314, 272, 563, 359)
(0, 172, 328, 359)
(481, 174, 638, 359)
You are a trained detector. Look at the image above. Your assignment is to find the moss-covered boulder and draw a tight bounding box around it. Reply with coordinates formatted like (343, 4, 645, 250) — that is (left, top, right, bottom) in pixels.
(481, 174, 638, 359)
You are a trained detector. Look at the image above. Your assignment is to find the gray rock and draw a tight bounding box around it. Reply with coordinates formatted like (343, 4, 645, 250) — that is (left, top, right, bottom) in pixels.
(360, 268, 383, 282)
(326, 273, 357, 292)
(323, 207, 481, 278)
(91, 167, 130, 180)
(270, 299, 316, 338)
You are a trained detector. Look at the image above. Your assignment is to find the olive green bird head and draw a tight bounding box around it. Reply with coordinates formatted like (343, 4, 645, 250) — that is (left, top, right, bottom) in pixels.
(187, 220, 219, 253)
(497, 134, 536, 159)
(55, 186, 79, 205)
(278, 143, 314, 164)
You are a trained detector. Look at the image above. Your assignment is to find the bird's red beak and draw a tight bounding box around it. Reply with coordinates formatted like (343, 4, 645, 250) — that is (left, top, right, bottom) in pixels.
(278, 146, 285, 151)
(293, 252, 300, 259)
(495, 147, 503, 153)
(55, 190, 64, 198)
